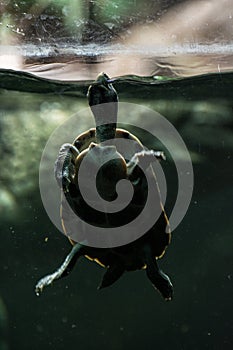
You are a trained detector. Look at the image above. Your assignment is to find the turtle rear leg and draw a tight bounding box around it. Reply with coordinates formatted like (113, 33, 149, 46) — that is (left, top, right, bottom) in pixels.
(35, 243, 84, 296)
(98, 263, 125, 290)
(144, 246, 173, 301)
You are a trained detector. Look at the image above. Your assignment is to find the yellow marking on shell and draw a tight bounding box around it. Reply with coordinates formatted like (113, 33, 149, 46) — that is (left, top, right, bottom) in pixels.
(73, 128, 143, 150)
(84, 255, 106, 268)
(157, 249, 166, 259)
(60, 209, 67, 235)
(60, 209, 76, 246)
(73, 129, 96, 152)
(164, 212, 172, 245)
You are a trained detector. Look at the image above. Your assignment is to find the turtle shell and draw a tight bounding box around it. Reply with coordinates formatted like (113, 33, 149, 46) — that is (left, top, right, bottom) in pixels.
(60, 127, 143, 234)
(73, 127, 143, 155)
(59, 127, 171, 271)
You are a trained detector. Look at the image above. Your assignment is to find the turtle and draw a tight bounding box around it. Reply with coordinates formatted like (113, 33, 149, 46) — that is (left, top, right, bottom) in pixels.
(35, 72, 173, 300)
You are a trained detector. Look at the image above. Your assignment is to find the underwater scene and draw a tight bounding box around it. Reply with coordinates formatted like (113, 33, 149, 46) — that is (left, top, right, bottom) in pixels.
(0, 1, 233, 349)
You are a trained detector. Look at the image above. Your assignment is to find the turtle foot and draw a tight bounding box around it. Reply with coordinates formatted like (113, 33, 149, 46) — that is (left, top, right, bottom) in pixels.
(153, 270, 173, 301)
(146, 261, 173, 300)
(35, 273, 58, 296)
(35, 243, 84, 296)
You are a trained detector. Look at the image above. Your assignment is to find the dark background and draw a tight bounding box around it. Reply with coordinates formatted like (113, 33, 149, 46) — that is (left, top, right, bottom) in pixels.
(0, 78, 232, 349)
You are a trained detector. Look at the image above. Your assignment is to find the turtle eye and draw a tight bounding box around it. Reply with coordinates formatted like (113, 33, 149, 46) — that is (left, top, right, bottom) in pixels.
(103, 72, 110, 80)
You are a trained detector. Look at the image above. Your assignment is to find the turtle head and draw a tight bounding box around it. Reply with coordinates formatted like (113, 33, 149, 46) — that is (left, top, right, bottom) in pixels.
(87, 72, 118, 143)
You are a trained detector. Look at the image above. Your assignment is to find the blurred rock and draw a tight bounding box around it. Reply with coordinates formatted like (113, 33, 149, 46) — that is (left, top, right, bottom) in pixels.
(0, 92, 86, 218)
(1, 0, 233, 79)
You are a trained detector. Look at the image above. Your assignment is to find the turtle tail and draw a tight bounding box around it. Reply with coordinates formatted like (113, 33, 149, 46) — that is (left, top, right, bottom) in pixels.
(98, 264, 125, 290)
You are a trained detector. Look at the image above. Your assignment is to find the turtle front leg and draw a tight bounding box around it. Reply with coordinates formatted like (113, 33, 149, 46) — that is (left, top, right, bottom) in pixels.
(35, 243, 84, 296)
(144, 245, 173, 301)
(54, 143, 79, 192)
(127, 150, 165, 180)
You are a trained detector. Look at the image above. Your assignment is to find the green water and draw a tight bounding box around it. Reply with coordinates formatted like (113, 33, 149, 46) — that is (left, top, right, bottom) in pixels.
(0, 70, 232, 349)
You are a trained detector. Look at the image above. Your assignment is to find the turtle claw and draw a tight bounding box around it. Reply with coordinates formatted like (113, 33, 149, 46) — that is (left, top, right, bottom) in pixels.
(153, 270, 173, 301)
(62, 176, 71, 194)
(35, 273, 57, 296)
(146, 266, 173, 301)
